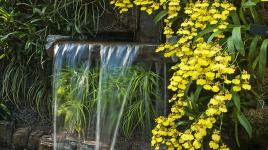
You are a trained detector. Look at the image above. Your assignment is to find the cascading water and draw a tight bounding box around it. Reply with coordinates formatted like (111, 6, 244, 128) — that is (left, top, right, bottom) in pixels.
(52, 42, 167, 150)
(96, 45, 139, 150)
(53, 43, 93, 150)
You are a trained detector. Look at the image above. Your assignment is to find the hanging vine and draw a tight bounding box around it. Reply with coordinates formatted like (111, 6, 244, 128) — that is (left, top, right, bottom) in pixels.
(111, 0, 252, 149)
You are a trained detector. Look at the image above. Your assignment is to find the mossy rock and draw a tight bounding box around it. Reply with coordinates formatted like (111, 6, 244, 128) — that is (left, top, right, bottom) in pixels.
(244, 107, 268, 149)
(12, 127, 31, 149)
(27, 130, 45, 150)
(245, 107, 268, 137)
(0, 121, 14, 146)
(39, 135, 53, 150)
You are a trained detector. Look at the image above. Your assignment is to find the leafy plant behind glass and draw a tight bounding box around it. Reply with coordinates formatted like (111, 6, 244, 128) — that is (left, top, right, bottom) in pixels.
(56, 67, 99, 139)
(122, 66, 161, 138)
(55, 65, 162, 140)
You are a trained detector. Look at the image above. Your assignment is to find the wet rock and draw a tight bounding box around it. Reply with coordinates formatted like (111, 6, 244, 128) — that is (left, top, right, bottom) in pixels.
(0, 121, 14, 146)
(12, 127, 31, 149)
(57, 140, 77, 150)
(242, 107, 268, 150)
(39, 135, 53, 150)
(27, 130, 45, 150)
(80, 143, 95, 150)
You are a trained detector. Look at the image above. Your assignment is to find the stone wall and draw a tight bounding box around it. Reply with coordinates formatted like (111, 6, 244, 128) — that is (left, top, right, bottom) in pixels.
(0, 121, 51, 150)
(95, 8, 163, 43)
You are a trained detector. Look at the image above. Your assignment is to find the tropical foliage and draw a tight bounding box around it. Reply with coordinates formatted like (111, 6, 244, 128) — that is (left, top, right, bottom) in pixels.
(111, 0, 268, 149)
(0, 0, 110, 119)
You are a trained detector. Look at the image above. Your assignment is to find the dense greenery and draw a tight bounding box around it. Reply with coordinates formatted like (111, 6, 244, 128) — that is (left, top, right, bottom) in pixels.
(0, 0, 111, 119)
(0, 0, 162, 144)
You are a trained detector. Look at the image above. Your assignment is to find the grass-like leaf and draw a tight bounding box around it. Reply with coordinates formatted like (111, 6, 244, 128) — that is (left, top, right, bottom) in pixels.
(232, 26, 245, 56)
(227, 36, 235, 54)
(232, 91, 241, 112)
(237, 112, 253, 138)
(258, 39, 268, 82)
(231, 11, 241, 25)
(248, 35, 260, 67)
(153, 10, 168, 24)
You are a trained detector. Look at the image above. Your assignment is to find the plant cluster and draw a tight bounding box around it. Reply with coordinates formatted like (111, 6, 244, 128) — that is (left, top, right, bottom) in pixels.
(0, 0, 112, 119)
(55, 65, 162, 139)
(56, 67, 98, 138)
(111, 0, 268, 149)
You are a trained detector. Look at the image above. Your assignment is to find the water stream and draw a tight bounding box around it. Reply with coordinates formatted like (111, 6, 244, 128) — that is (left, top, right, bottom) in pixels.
(96, 45, 139, 150)
(53, 43, 93, 150)
(52, 42, 166, 150)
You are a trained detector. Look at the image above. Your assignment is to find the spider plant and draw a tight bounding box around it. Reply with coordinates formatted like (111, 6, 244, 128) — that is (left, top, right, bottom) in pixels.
(27, 75, 52, 119)
(51, 0, 108, 36)
(55, 65, 162, 140)
(56, 67, 99, 139)
(0, 100, 10, 120)
(1, 62, 51, 118)
(122, 67, 160, 138)
(1, 63, 28, 108)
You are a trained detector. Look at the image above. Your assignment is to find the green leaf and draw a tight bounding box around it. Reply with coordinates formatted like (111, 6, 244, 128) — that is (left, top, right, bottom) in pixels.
(30, 19, 42, 23)
(232, 27, 245, 56)
(41, 7, 47, 15)
(248, 35, 260, 65)
(0, 103, 10, 115)
(189, 86, 202, 113)
(252, 55, 260, 71)
(0, 54, 5, 59)
(258, 39, 268, 82)
(33, 8, 42, 15)
(239, 6, 248, 26)
(208, 30, 223, 43)
(242, 0, 257, 8)
(227, 37, 235, 54)
(0, 31, 19, 41)
(249, 7, 260, 23)
(193, 25, 216, 43)
(193, 86, 202, 104)
(231, 11, 241, 25)
(234, 111, 240, 147)
(153, 10, 168, 24)
(232, 92, 241, 112)
(184, 81, 192, 98)
(74, 24, 81, 33)
(176, 121, 189, 127)
(237, 112, 253, 138)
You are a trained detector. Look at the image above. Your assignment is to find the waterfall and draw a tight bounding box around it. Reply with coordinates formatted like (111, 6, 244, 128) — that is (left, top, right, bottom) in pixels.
(51, 41, 167, 150)
(53, 43, 93, 150)
(95, 45, 140, 150)
(52, 42, 151, 149)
